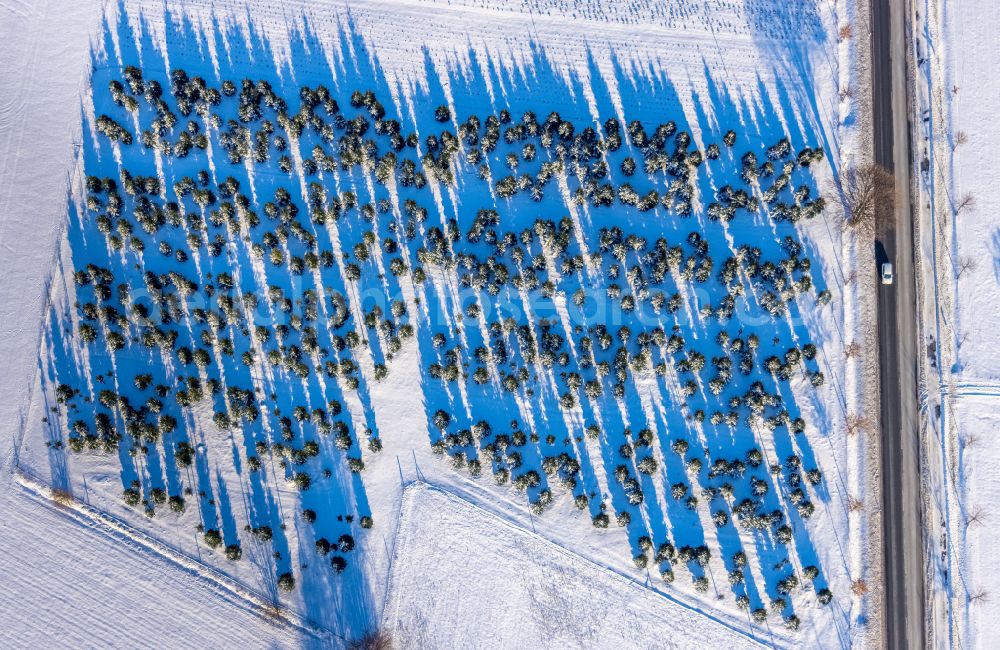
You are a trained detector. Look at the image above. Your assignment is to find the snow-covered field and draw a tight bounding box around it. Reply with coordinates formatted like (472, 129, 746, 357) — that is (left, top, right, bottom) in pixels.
(387, 482, 766, 649)
(913, 0, 1000, 647)
(2, 0, 872, 647)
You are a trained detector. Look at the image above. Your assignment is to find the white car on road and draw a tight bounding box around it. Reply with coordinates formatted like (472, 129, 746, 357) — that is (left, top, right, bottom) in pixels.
(881, 262, 894, 285)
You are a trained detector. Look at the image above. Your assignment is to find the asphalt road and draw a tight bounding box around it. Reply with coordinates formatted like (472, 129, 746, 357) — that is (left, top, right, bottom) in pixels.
(871, 0, 925, 648)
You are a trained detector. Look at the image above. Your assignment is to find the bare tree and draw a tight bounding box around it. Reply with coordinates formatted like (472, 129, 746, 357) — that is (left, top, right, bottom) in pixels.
(259, 602, 284, 622)
(966, 505, 986, 527)
(839, 24, 853, 40)
(846, 414, 869, 436)
(349, 630, 393, 650)
(851, 578, 869, 596)
(833, 164, 895, 233)
(956, 256, 977, 279)
(954, 131, 968, 148)
(849, 496, 864, 512)
(969, 588, 989, 604)
(844, 341, 863, 358)
(955, 192, 976, 215)
(50, 488, 74, 507)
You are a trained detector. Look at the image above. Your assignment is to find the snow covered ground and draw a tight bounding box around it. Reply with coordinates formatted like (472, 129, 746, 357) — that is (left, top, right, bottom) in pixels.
(387, 482, 766, 649)
(912, 0, 1000, 647)
(2, 0, 872, 647)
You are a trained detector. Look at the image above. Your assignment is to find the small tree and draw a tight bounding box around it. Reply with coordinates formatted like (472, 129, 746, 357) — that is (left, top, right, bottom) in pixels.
(636, 456, 658, 474)
(277, 572, 295, 591)
(203, 529, 222, 548)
